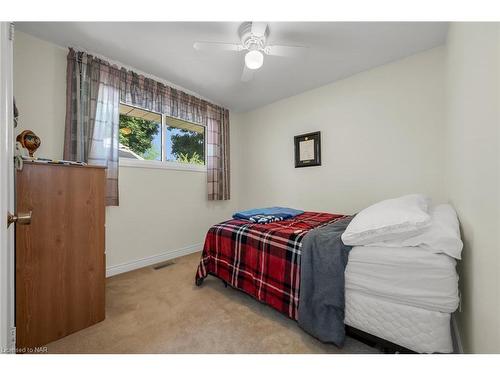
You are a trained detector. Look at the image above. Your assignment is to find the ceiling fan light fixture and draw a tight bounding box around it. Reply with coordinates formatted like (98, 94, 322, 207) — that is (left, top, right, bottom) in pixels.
(245, 50, 264, 70)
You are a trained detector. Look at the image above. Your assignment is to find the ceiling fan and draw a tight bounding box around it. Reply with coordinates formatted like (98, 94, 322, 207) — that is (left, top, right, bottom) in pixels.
(193, 22, 308, 82)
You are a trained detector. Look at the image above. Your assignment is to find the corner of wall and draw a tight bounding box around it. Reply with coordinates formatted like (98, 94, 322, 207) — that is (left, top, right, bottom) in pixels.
(444, 22, 500, 354)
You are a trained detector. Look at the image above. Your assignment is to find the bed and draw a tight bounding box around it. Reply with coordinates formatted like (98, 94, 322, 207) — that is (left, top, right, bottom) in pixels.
(195, 212, 458, 353)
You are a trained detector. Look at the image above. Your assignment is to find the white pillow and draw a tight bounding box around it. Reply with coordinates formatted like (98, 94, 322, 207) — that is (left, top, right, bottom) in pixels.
(370, 204, 463, 259)
(341, 194, 432, 246)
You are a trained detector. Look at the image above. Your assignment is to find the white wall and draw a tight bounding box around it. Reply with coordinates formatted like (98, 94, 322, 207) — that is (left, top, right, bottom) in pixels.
(13, 31, 240, 271)
(234, 47, 446, 214)
(14, 31, 66, 159)
(445, 23, 500, 353)
(105, 142, 240, 269)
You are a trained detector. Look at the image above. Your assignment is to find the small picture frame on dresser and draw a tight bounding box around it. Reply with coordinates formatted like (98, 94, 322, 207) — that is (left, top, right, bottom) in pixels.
(294, 131, 321, 168)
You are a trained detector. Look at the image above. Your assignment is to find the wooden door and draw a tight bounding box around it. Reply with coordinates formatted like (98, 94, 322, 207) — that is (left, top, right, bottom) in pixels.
(16, 162, 105, 350)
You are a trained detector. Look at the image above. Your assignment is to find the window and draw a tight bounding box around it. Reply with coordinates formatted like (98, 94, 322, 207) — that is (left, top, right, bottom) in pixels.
(119, 104, 162, 161)
(165, 116, 205, 165)
(119, 103, 206, 170)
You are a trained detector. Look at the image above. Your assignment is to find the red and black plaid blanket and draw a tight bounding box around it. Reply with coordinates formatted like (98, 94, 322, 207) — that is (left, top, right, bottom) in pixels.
(195, 212, 346, 320)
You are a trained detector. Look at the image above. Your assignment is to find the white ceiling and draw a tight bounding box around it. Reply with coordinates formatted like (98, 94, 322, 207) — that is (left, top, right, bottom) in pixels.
(16, 22, 448, 112)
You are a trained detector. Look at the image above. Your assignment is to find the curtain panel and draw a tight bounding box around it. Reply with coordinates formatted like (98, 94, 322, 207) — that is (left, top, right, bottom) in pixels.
(64, 48, 120, 205)
(88, 63, 121, 206)
(206, 106, 230, 200)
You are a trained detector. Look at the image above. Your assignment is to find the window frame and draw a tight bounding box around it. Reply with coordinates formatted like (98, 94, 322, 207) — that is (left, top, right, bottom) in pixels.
(118, 103, 207, 173)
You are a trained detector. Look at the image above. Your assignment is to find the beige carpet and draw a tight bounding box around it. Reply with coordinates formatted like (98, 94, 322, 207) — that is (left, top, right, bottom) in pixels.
(46, 252, 379, 354)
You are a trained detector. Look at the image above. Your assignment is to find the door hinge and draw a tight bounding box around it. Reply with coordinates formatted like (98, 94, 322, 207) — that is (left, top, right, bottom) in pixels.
(9, 23, 14, 41)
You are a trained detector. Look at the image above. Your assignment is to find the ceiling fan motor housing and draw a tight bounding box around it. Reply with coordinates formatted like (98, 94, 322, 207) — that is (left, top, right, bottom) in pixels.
(239, 21, 269, 52)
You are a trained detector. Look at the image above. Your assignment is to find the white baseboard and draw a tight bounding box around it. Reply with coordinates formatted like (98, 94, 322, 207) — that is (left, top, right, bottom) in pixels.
(106, 243, 202, 278)
(451, 313, 464, 354)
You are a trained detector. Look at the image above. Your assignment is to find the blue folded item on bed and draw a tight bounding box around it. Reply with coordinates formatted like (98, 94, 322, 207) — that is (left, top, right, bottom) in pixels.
(232, 206, 304, 221)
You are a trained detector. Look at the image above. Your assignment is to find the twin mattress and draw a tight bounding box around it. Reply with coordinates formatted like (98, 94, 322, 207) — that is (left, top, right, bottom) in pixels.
(345, 291, 454, 353)
(345, 246, 459, 353)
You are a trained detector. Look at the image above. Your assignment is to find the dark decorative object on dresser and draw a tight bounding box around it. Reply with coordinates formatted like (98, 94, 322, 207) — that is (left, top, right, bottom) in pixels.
(16, 129, 41, 157)
(294, 131, 321, 168)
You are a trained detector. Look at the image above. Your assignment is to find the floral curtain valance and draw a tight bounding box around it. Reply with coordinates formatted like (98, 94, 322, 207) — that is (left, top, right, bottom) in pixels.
(64, 48, 230, 203)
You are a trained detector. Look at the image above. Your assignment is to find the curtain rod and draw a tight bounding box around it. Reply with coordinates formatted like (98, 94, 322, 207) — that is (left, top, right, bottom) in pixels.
(69, 46, 225, 109)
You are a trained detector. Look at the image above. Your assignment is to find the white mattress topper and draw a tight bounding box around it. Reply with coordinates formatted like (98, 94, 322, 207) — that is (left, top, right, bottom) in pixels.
(345, 245, 459, 313)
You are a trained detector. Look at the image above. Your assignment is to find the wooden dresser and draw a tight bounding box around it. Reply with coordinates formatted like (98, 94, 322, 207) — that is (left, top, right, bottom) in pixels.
(15, 162, 106, 350)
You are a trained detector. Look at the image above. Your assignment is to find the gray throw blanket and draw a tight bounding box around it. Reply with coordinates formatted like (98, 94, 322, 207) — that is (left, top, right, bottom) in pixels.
(298, 216, 354, 347)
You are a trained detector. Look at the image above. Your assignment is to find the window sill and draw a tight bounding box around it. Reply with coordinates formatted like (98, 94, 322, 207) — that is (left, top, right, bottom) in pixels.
(119, 158, 207, 173)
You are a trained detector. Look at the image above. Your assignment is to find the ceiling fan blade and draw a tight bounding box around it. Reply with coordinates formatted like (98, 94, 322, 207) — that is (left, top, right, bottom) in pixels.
(193, 41, 242, 52)
(251, 22, 268, 37)
(241, 65, 254, 82)
(264, 45, 308, 57)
